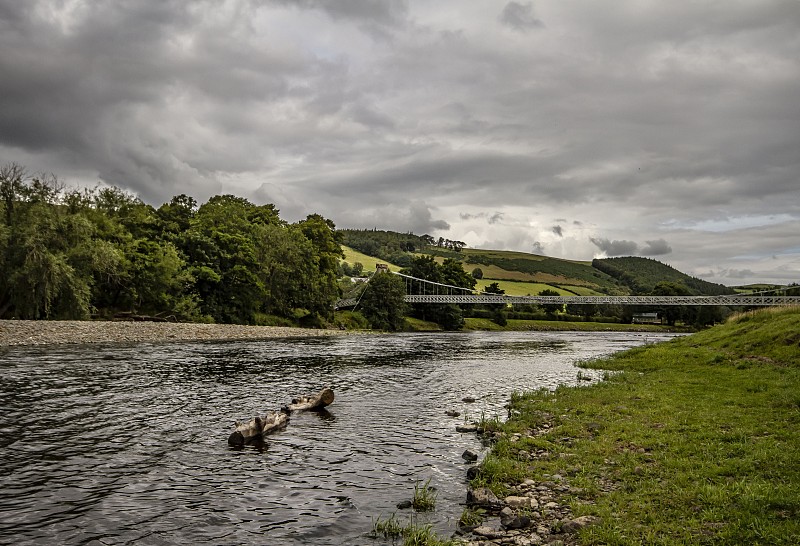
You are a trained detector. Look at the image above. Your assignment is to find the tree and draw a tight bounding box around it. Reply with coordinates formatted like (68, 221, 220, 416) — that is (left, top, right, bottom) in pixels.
(0, 167, 93, 319)
(538, 289, 562, 317)
(402, 255, 473, 330)
(471, 267, 483, 279)
(297, 214, 345, 320)
(180, 195, 268, 323)
(566, 302, 598, 321)
(650, 281, 690, 326)
(157, 194, 197, 237)
(358, 272, 407, 330)
(484, 281, 507, 325)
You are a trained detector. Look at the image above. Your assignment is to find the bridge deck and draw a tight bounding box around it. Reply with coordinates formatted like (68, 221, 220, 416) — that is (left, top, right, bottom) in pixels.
(335, 294, 800, 309)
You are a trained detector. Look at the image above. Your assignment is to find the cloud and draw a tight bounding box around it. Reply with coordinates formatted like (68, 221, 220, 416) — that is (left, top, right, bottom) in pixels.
(720, 268, 756, 280)
(1, 1, 799, 284)
(531, 241, 545, 254)
(590, 238, 639, 257)
(499, 2, 543, 32)
(551, 225, 563, 237)
(641, 239, 672, 256)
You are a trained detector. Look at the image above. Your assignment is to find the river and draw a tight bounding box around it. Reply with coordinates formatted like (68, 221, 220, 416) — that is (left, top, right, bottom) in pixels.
(0, 330, 677, 545)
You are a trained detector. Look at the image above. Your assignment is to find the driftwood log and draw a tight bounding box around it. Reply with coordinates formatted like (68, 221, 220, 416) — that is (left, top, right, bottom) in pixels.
(285, 387, 335, 412)
(228, 411, 288, 447)
(227, 388, 335, 447)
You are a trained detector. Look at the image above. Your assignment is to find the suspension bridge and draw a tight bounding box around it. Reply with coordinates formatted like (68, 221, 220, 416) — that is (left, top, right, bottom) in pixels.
(334, 271, 800, 310)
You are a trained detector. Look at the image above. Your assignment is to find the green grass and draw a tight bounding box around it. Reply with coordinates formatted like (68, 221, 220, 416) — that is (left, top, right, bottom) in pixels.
(412, 478, 438, 511)
(342, 246, 401, 273)
(472, 306, 800, 544)
(372, 512, 405, 538)
(404, 317, 443, 331)
(463, 317, 677, 333)
(371, 515, 455, 546)
(458, 507, 485, 528)
(475, 279, 576, 296)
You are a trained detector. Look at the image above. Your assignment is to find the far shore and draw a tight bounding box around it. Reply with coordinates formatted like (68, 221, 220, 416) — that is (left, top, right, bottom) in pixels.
(1, 317, 688, 347)
(0, 319, 351, 347)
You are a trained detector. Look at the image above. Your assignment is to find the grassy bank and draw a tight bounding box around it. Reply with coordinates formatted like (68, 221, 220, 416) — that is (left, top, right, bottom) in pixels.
(473, 307, 800, 544)
(463, 317, 682, 333)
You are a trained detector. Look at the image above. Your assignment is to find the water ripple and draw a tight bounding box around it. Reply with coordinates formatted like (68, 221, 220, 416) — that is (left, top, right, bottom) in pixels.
(0, 330, 678, 544)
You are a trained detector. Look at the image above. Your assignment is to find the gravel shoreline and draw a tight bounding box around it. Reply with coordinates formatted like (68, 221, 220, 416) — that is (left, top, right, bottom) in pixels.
(0, 320, 350, 347)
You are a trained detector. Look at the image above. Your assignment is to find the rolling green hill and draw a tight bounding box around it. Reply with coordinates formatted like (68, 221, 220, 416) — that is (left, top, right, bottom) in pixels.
(593, 257, 736, 295)
(338, 229, 736, 297)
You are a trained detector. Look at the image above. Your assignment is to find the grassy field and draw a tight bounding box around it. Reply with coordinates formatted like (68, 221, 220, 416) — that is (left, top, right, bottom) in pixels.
(463, 318, 674, 333)
(341, 246, 401, 272)
(475, 279, 575, 296)
(471, 306, 800, 544)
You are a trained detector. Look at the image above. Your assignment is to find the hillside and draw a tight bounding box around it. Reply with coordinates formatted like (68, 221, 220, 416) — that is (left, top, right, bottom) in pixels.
(338, 229, 737, 297)
(593, 256, 735, 295)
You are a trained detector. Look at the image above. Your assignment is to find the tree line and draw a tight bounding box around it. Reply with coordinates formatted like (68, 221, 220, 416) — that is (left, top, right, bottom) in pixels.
(0, 163, 342, 325)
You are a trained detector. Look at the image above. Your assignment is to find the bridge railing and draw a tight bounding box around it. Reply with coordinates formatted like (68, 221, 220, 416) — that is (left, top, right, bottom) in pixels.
(401, 294, 800, 306)
(334, 270, 800, 309)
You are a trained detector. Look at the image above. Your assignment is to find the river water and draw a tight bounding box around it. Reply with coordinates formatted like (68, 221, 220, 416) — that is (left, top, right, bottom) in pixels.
(0, 330, 677, 545)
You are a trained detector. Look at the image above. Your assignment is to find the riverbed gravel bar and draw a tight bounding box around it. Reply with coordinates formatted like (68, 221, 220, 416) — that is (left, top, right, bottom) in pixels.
(0, 320, 349, 347)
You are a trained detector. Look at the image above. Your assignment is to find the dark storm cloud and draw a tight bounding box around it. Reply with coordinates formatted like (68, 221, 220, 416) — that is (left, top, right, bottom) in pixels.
(641, 239, 672, 256)
(458, 211, 505, 225)
(590, 238, 639, 257)
(551, 225, 563, 237)
(271, 0, 408, 27)
(499, 2, 543, 32)
(1, 0, 799, 284)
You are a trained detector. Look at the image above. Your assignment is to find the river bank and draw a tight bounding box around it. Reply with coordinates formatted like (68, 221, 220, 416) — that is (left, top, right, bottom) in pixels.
(0, 319, 350, 346)
(456, 307, 800, 545)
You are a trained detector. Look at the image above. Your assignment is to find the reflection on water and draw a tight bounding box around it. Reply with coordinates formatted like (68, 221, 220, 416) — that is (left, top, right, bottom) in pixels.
(0, 330, 677, 545)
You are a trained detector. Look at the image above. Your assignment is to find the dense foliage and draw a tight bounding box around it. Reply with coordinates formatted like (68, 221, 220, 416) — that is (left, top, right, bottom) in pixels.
(0, 163, 342, 325)
(339, 229, 428, 268)
(592, 256, 735, 296)
(357, 272, 408, 331)
(401, 255, 476, 330)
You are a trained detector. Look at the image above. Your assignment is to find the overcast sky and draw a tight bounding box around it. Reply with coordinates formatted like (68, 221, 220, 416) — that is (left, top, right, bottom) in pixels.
(2, 1, 799, 286)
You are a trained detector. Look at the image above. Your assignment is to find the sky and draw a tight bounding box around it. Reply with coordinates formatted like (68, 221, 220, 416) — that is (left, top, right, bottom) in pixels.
(1, 0, 799, 286)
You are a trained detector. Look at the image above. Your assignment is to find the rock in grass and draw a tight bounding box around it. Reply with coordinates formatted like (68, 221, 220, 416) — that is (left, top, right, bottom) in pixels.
(500, 506, 531, 530)
(561, 515, 600, 533)
(467, 487, 502, 509)
(505, 495, 537, 509)
(471, 526, 504, 539)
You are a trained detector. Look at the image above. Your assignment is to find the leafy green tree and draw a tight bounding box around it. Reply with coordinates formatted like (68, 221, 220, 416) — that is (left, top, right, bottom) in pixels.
(650, 281, 691, 326)
(157, 194, 197, 237)
(441, 258, 476, 290)
(358, 272, 407, 330)
(567, 302, 598, 321)
(538, 289, 562, 317)
(483, 281, 507, 325)
(254, 223, 317, 318)
(180, 195, 269, 323)
(297, 214, 345, 321)
(402, 255, 473, 330)
(471, 267, 483, 279)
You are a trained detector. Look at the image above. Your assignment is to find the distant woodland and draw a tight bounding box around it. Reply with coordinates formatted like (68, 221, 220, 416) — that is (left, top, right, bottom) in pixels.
(4, 162, 775, 331)
(0, 163, 342, 325)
